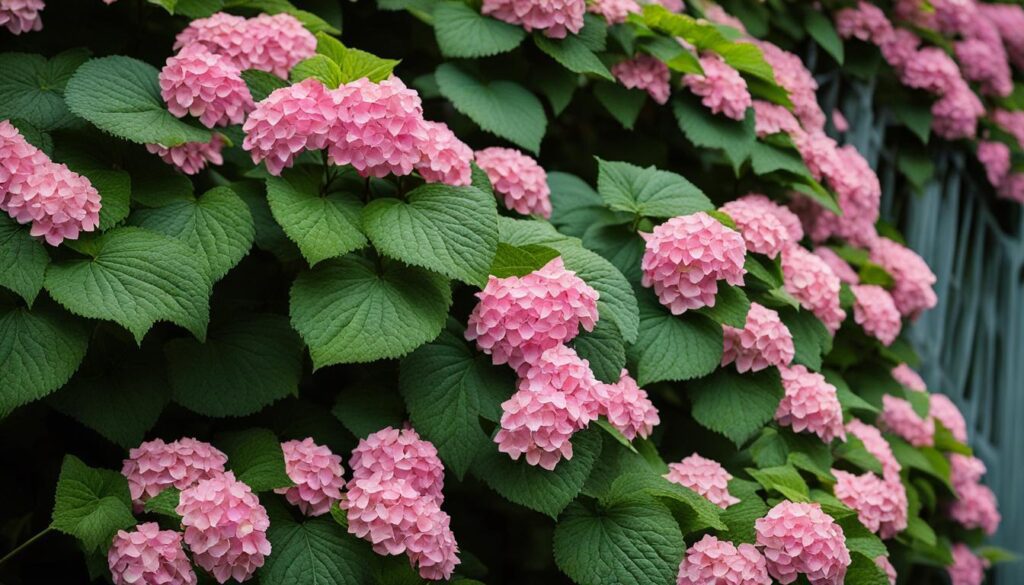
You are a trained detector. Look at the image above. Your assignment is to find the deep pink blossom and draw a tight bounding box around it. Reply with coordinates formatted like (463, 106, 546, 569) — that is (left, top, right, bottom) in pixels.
(159, 44, 253, 128)
(892, 363, 926, 392)
(402, 502, 460, 580)
(415, 120, 472, 186)
(835, 2, 892, 44)
(676, 534, 770, 585)
(755, 501, 851, 585)
(776, 364, 846, 443)
(781, 245, 846, 334)
(721, 302, 795, 373)
(955, 38, 1012, 97)
(875, 556, 897, 585)
(0, 0, 42, 34)
(851, 284, 901, 346)
(931, 82, 985, 140)
(242, 78, 335, 176)
(949, 544, 988, 585)
(846, 418, 902, 481)
(276, 438, 345, 517)
(3, 159, 101, 246)
(108, 523, 197, 585)
(832, 469, 908, 539)
(720, 196, 794, 258)
(879, 394, 934, 447)
(121, 437, 228, 510)
(880, 29, 921, 70)
(813, 247, 858, 284)
(753, 100, 800, 137)
(977, 141, 1010, 188)
(146, 135, 225, 176)
(348, 426, 445, 505)
(587, 0, 639, 25)
(930, 393, 968, 443)
(612, 55, 671, 105)
(174, 12, 315, 77)
(682, 55, 752, 121)
(641, 212, 746, 315)
(474, 146, 552, 218)
(596, 369, 659, 440)
(899, 47, 961, 95)
(481, 0, 585, 38)
(869, 238, 937, 319)
(664, 453, 739, 509)
(980, 3, 1024, 70)
(466, 256, 599, 374)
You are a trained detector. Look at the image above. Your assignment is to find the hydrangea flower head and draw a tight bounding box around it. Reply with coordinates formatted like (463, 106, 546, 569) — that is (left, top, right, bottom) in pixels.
(755, 501, 851, 585)
(832, 109, 849, 133)
(329, 76, 429, 178)
(275, 438, 345, 516)
(851, 284, 901, 346)
(993, 109, 1024, 149)
(930, 393, 967, 443)
(950, 454, 987, 488)
(481, 0, 585, 38)
(676, 534, 771, 585)
(121, 437, 228, 509)
(159, 44, 253, 128)
(474, 147, 552, 218)
(776, 364, 846, 443)
(781, 245, 846, 334)
(977, 140, 1010, 188)
(739, 193, 804, 242)
(146, 135, 225, 176)
(721, 302, 795, 373)
(845, 418, 902, 481)
(949, 544, 988, 585)
(415, 120, 472, 186)
(0, 0, 43, 35)
(931, 84, 985, 140)
(3, 160, 102, 247)
(348, 426, 445, 504)
(950, 481, 1001, 535)
(880, 29, 921, 69)
(899, 47, 961, 95)
(612, 55, 671, 105)
(108, 523, 197, 585)
(177, 471, 271, 583)
(174, 12, 315, 77)
(466, 256, 599, 374)
(813, 247, 858, 284)
(879, 394, 934, 447)
(832, 469, 908, 539)
(596, 369, 659, 440)
(754, 41, 824, 130)
(869, 238, 937, 319)
(892, 363, 926, 392)
(641, 212, 746, 315)
(703, 5, 747, 32)
(835, 2, 892, 43)
(402, 502, 460, 580)
(875, 556, 897, 585)
(980, 3, 1024, 70)
(955, 38, 1012, 97)
(242, 78, 336, 176)
(664, 453, 739, 509)
(720, 196, 794, 258)
(753, 100, 801, 137)
(0, 120, 49, 208)
(682, 55, 752, 121)
(587, 0, 640, 25)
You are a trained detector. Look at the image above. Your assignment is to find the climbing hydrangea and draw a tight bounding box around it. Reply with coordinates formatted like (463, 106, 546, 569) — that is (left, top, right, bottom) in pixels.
(682, 55, 752, 120)
(612, 55, 671, 104)
(276, 438, 346, 517)
(121, 437, 228, 510)
(878, 395, 935, 447)
(664, 453, 740, 509)
(596, 369, 659, 440)
(481, 0, 585, 38)
(782, 246, 846, 334)
(721, 302, 795, 373)
(474, 147, 552, 218)
(676, 535, 771, 585)
(108, 523, 197, 585)
(775, 364, 846, 443)
(851, 284, 902, 346)
(832, 469, 908, 539)
(755, 501, 851, 585)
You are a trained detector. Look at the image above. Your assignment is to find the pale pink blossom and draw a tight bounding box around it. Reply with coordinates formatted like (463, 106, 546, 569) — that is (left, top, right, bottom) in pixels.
(846, 418, 902, 481)
(980, 3, 1024, 70)
(612, 55, 671, 105)
(832, 109, 849, 132)
(159, 44, 253, 128)
(481, 0, 585, 38)
(931, 82, 984, 140)
(851, 284, 902, 346)
(721, 302, 795, 373)
(781, 245, 846, 334)
(992, 109, 1024, 149)
(242, 78, 336, 176)
(878, 394, 934, 447)
(146, 135, 225, 176)
(415, 120, 472, 186)
(977, 141, 1010, 188)
(587, 0, 640, 25)
(665, 453, 739, 509)
(880, 29, 921, 70)
(955, 38, 1013, 97)
(676, 534, 770, 585)
(832, 469, 908, 539)
(174, 12, 316, 78)
(755, 501, 851, 585)
(4, 160, 101, 246)
(930, 393, 968, 443)
(875, 556, 897, 585)
(348, 426, 445, 505)
(752, 100, 801, 137)
(121, 437, 228, 510)
(776, 364, 846, 443)
(899, 47, 961, 95)
(892, 363, 926, 392)
(720, 196, 794, 258)
(682, 55, 752, 121)
(474, 146, 552, 218)
(108, 523, 197, 585)
(835, 2, 892, 43)
(950, 481, 1001, 535)
(596, 369, 659, 440)
(754, 40, 825, 131)
(813, 247, 859, 284)
(950, 454, 987, 489)
(0, 0, 43, 34)
(869, 238, 937, 319)
(0, 120, 49, 210)
(702, 5, 746, 33)
(949, 544, 988, 585)
(276, 438, 345, 516)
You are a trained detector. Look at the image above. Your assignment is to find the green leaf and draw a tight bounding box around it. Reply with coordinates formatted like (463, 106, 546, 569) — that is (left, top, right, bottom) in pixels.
(167, 314, 304, 417)
(242, 69, 290, 102)
(44, 227, 212, 343)
(780, 307, 831, 370)
(363, 184, 498, 287)
(696, 284, 750, 328)
(0, 215, 48, 305)
(639, 36, 703, 74)
(261, 515, 374, 585)
(433, 2, 525, 58)
(845, 552, 891, 585)
(535, 64, 578, 116)
(629, 291, 722, 385)
(131, 186, 254, 282)
(65, 56, 211, 146)
(839, 515, 888, 559)
(836, 436, 885, 475)
(534, 34, 613, 80)
(673, 95, 756, 172)
(337, 47, 399, 84)
(596, 158, 711, 218)
(489, 243, 560, 278)
(400, 326, 514, 478)
(472, 427, 601, 518)
(143, 488, 181, 520)
(225, 0, 340, 34)
(290, 256, 452, 368)
(750, 142, 810, 176)
(606, 472, 726, 532)
(217, 428, 293, 491)
(689, 368, 784, 447)
(333, 384, 407, 439)
(720, 479, 769, 543)
(977, 545, 1020, 565)
(747, 464, 810, 501)
(266, 167, 367, 266)
(593, 82, 647, 130)
(803, 8, 844, 64)
(553, 494, 684, 585)
(291, 54, 344, 88)
(0, 49, 89, 131)
(0, 301, 89, 417)
(81, 170, 131, 232)
(573, 320, 626, 383)
(51, 455, 135, 553)
(435, 64, 547, 153)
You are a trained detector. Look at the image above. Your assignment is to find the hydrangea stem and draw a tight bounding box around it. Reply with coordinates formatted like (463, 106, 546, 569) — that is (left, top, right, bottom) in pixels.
(0, 525, 52, 566)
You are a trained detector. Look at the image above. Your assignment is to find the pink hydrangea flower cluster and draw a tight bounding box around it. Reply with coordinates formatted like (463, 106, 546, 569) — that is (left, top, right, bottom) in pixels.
(980, 3, 1024, 70)
(597, 369, 659, 440)
(876, 556, 897, 585)
(342, 427, 459, 580)
(835, 1, 891, 43)
(612, 55, 671, 105)
(832, 109, 849, 133)
(146, 135, 225, 176)
(466, 256, 599, 375)
(977, 140, 1011, 188)
(845, 418, 902, 481)
(949, 455, 1001, 536)
(851, 284, 902, 346)
(869, 238, 937, 319)
(721, 302, 795, 373)
(955, 38, 1012, 98)
(930, 393, 968, 442)
(108, 523, 197, 585)
(676, 534, 770, 585)
(781, 245, 846, 334)
(664, 453, 739, 509)
(159, 44, 253, 129)
(640, 212, 747, 315)
(753, 100, 801, 137)
(494, 345, 600, 469)
(951, 454, 987, 487)
(878, 394, 934, 447)
(587, 0, 639, 25)
(892, 363, 927, 392)
(949, 543, 988, 585)
(174, 12, 316, 78)
(775, 364, 846, 443)
(753, 41, 825, 131)
(720, 195, 795, 258)
(275, 438, 345, 517)
(755, 501, 851, 585)
(813, 247, 858, 284)
(0, 0, 42, 34)
(682, 55, 752, 121)
(474, 147, 552, 217)
(0, 121, 101, 246)
(416, 121, 473, 187)
(242, 78, 335, 175)
(993, 109, 1024, 149)
(176, 471, 271, 584)
(738, 193, 804, 243)
(481, 0, 585, 38)
(121, 437, 228, 510)
(832, 469, 908, 539)
(931, 86, 986, 141)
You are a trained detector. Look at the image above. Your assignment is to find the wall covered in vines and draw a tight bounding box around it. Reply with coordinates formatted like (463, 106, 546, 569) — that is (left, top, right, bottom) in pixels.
(0, 0, 1019, 583)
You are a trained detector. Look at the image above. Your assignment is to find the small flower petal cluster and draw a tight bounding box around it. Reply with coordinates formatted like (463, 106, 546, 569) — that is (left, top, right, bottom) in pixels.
(869, 238, 938, 319)
(481, 0, 585, 38)
(720, 196, 793, 258)
(415, 121, 472, 187)
(835, 1, 891, 43)
(878, 394, 935, 447)
(342, 427, 459, 580)
(832, 109, 849, 133)
(753, 100, 800, 137)
(813, 247, 858, 284)
(851, 284, 902, 346)
(596, 369, 659, 440)
(931, 85, 986, 140)
(846, 419, 902, 481)
(587, 0, 639, 25)
(977, 141, 1010, 188)
(949, 544, 988, 585)
(721, 302, 795, 373)
(775, 364, 846, 443)
(892, 363, 926, 392)
(494, 345, 600, 469)
(993, 109, 1024, 149)
(121, 437, 228, 509)
(951, 454, 987, 487)
(832, 469, 908, 539)
(676, 534, 770, 585)
(146, 135, 225, 176)
(159, 44, 253, 128)
(875, 556, 897, 585)
(980, 3, 1024, 70)
(0, 0, 43, 35)
(949, 455, 1001, 536)
(641, 212, 747, 315)
(108, 523, 197, 585)
(753, 40, 825, 130)
(474, 146, 552, 217)
(242, 78, 335, 175)
(177, 471, 271, 584)
(781, 245, 846, 334)
(899, 47, 962, 95)
(466, 257, 599, 375)
(0, 119, 48, 207)
(955, 38, 1012, 98)
(664, 453, 739, 509)
(174, 12, 316, 78)
(741, 193, 804, 242)
(929, 393, 968, 442)
(275, 438, 345, 517)
(682, 55, 752, 121)
(755, 501, 851, 585)
(612, 55, 671, 105)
